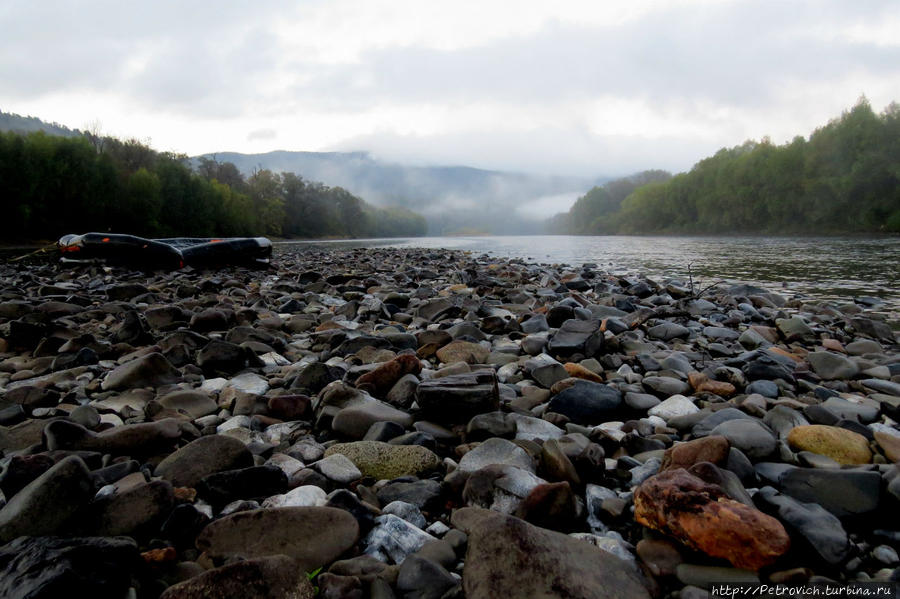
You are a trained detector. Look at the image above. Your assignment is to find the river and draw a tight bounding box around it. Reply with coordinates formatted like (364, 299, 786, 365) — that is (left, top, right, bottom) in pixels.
(280, 235, 900, 321)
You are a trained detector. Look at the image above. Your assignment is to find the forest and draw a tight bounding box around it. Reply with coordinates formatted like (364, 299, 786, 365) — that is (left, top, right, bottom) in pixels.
(548, 98, 900, 234)
(0, 129, 426, 241)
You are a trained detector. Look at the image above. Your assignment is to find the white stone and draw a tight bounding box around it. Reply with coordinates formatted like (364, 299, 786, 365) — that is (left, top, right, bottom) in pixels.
(265, 453, 306, 479)
(200, 377, 229, 393)
(458, 437, 535, 474)
(216, 415, 251, 433)
(364, 514, 437, 563)
(509, 413, 564, 442)
(224, 372, 269, 396)
(314, 453, 362, 484)
(648, 394, 699, 421)
(382, 500, 426, 529)
(262, 485, 327, 508)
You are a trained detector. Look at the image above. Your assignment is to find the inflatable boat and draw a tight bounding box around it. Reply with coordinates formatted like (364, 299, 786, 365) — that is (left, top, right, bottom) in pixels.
(57, 233, 273, 269)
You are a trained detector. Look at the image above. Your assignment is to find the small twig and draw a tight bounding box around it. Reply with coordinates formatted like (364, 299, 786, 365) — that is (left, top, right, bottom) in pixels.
(6, 244, 55, 263)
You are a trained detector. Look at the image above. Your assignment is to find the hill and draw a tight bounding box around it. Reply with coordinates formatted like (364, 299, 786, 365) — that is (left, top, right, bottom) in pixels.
(198, 151, 602, 235)
(548, 98, 900, 235)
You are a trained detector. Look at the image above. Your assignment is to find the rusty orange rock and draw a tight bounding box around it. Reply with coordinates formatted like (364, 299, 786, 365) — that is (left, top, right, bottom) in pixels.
(660, 435, 730, 471)
(688, 372, 736, 397)
(173, 486, 197, 503)
(563, 362, 604, 383)
(355, 353, 422, 396)
(634, 469, 790, 570)
(142, 546, 177, 564)
(821, 338, 845, 353)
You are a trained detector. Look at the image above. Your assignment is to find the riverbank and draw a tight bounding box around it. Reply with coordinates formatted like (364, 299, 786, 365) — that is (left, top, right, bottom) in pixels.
(0, 245, 898, 597)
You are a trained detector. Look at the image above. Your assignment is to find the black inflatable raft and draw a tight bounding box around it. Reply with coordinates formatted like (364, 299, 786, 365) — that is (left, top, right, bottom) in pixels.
(58, 233, 273, 269)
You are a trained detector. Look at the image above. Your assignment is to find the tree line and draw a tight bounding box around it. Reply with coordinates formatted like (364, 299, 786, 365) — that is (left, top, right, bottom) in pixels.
(0, 130, 426, 242)
(548, 98, 900, 235)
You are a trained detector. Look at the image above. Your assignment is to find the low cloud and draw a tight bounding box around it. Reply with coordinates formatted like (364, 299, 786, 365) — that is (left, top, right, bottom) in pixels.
(247, 128, 277, 141)
(1, 0, 898, 176)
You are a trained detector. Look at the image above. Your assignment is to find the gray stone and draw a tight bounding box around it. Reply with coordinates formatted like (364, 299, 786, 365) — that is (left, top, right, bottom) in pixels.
(415, 370, 499, 423)
(459, 437, 535, 474)
(709, 419, 777, 460)
(101, 352, 180, 390)
(548, 380, 623, 425)
(648, 322, 690, 341)
(547, 319, 603, 359)
(648, 395, 699, 421)
(154, 434, 254, 488)
(314, 453, 362, 483)
(755, 486, 849, 565)
(807, 352, 859, 380)
(642, 376, 691, 397)
(397, 555, 459, 599)
(452, 507, 650, 599)
(157, 390, 218, 419)
(197, 506, 359, 572)
(0, 455, 94, 542)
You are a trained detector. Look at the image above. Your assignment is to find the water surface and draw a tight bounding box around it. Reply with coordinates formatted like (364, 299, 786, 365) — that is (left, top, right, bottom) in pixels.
(281, 235, 899, 319)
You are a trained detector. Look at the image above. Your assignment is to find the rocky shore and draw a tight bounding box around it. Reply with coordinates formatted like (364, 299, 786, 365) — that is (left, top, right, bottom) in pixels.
(0, 244, 898, 599)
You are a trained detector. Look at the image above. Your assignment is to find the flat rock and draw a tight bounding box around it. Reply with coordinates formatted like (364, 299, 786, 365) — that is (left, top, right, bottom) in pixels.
(459, 437, 536, 474)
(324, 440, 441, 480)
(160, 554, 314, 599)
(436, 340, 489, 364)
(101, 352, 180, 391)
(786, 425, 872, 465)
(807, 351, 859, 380)
(648, 395, 699, 421)
(452, 507, 651, 599)
(709, 419, 776, 461)
(754, 486, 849, 565)
(197, 506, 360, 572)
(155, 434, 254, 488)
(415, 370, 499, 423)
(157, 390, 218, 419)
(547, 319, 603, 359)
(759, 463, 881, 517)
(44, 418, 182, 457)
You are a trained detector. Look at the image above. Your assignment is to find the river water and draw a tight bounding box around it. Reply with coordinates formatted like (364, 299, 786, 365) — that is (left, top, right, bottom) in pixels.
(281, 235, 900, 320)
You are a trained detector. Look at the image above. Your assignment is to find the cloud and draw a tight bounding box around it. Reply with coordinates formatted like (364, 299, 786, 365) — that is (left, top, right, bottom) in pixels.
(0, 0, 898, 176)
(247, 128, 277, 141)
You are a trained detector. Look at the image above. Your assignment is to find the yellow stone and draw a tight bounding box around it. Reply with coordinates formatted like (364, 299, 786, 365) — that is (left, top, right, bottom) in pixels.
(874, 431, 900, 463)
(563, 362, 604, 383)
(787, 425, 872, 465)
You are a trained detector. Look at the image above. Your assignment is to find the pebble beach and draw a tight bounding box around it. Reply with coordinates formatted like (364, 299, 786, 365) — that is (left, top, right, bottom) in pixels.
(0, 244, 898, 599)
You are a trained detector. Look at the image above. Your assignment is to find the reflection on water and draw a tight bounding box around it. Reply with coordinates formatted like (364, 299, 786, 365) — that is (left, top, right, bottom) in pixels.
(279, 235, 900, 316)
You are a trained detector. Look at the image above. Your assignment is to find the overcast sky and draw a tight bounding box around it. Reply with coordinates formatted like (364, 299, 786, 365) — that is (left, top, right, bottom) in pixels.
(1, 0, 898, 177)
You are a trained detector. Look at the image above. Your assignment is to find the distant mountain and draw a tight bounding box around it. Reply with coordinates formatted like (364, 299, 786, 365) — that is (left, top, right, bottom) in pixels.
(198, 150, 605, 235)
(0, 110, 80, 137)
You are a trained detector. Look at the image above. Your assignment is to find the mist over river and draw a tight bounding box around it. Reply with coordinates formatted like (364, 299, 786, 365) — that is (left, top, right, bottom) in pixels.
(280, 235, 900, 320)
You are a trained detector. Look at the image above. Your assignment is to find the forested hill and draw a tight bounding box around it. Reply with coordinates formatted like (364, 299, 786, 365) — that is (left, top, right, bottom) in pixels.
(0, 130, 426, 242)
(199, 150, 602, 235)
(0, 110, 80, 138)
(548, 99, 900, 235)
